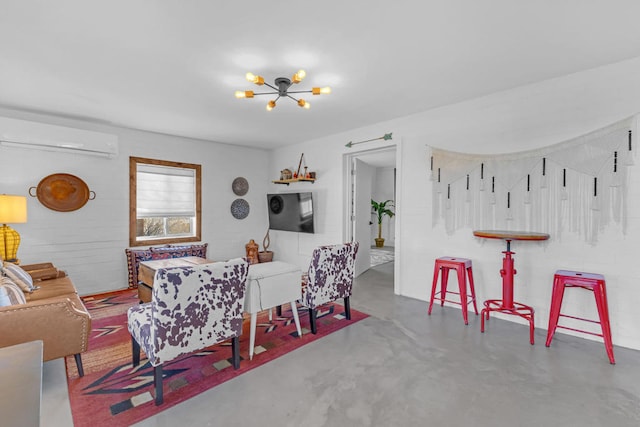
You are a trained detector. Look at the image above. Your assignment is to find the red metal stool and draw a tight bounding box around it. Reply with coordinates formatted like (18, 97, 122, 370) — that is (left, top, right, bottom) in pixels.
(428, 257, 479, 324)
(545, 270, 615, 364)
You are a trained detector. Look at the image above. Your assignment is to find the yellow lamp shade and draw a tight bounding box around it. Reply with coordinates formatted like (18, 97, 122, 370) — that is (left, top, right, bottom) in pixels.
(0, 195, 27, 262)
(0, 195, 27, 223)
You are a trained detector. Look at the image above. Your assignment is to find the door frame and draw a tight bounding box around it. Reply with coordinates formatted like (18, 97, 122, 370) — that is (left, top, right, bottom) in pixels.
(342, 140, 403, 295)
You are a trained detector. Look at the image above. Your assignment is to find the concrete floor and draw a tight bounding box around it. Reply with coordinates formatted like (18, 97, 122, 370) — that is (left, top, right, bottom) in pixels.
(42, 261, 640, 426)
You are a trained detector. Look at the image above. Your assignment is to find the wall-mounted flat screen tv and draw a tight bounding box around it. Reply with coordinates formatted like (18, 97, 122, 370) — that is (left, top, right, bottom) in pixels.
(267, 192, 314, 233)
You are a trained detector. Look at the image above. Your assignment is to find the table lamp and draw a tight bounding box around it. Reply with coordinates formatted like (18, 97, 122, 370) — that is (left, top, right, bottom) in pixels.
(0, 194, 28, 263)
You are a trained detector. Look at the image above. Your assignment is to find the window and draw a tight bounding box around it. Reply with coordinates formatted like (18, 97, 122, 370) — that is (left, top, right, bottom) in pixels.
(129, 157, 201, 246)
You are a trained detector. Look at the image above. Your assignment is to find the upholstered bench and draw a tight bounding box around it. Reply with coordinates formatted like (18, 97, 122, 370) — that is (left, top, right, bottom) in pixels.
(245, 261, 302, 360)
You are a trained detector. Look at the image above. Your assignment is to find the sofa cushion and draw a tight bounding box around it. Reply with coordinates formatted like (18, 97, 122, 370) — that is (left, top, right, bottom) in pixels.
(25, 276, 77, 302)
(0, 277, 27, 306)
(2, 263, 36, 293)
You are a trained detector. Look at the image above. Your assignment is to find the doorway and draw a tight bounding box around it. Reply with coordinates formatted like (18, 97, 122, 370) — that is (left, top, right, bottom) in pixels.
(343, 145, 399, 293)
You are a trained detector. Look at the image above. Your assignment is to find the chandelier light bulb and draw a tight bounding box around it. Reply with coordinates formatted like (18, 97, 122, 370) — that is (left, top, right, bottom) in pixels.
(235, 90, 254, 99)
(266, 100, 276, 111)
(312, 86, 332, 95)
(245, 72, 264, 85)
(298, 99, 310, 109)
(292, 69, 306, 83)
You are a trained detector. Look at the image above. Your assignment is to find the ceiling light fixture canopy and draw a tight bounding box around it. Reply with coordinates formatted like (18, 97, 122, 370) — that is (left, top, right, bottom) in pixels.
(235, 69, 331, 111)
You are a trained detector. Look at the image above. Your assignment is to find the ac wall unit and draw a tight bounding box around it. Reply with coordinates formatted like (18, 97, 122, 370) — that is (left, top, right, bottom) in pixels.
(0, 117, 118, 158)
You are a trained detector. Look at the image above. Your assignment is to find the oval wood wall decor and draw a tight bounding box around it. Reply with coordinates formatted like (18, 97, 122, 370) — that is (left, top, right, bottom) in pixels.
(29, 173, 95, 212)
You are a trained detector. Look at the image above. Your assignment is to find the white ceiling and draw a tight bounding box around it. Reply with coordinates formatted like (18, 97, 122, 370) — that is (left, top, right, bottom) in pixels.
(2, 1, 640, 150)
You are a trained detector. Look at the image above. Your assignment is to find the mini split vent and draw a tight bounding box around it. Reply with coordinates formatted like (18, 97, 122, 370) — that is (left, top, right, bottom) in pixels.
(0, 117, 118, 158)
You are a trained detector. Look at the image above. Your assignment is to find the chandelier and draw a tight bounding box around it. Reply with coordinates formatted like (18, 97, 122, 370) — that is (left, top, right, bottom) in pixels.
(235, 70, 331, 111)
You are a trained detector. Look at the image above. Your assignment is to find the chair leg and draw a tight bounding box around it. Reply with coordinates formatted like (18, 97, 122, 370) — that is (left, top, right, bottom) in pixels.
(545, 277, 565, 347)
(593, 285, 616, 364)
(466, 266, 479, 315)
(309, 308, 317, 334)
(231, 336, 241, 369)
(132, 336, 141, 367)
(428, 264, 440, 315)
(344, 296, 351, 320)
(154, 365, 163, 405)
(74, 354, 85, 377)
(440, 267, 450, 306)
(457, 266, 469, 325)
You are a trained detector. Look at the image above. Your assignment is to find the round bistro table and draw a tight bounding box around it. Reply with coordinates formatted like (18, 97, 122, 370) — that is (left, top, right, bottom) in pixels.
(473, 230, 550, 344)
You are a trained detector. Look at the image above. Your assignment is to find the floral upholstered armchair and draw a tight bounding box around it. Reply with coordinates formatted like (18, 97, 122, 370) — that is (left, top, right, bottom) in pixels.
(301, 242, 359, 334)
(127, 257, 249, 405)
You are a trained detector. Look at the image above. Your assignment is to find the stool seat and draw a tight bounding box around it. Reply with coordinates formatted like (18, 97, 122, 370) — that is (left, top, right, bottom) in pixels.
(546, 270, 615, 364)
(428, 257, 478, 324)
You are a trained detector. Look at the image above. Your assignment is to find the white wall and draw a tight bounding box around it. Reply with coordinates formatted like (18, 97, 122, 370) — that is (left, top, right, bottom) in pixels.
(271, 56, 640, 350)
(0, 108, 269, 296)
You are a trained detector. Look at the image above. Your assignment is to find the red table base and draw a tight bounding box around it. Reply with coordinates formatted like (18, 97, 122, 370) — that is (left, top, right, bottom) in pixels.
(481, 299, 535, 345)
(479, 247, 535, 345)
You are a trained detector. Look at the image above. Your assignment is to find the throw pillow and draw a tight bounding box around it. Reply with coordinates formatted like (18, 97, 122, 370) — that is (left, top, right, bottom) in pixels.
(2, 263, 35, 293)
(0, 277, 27, 306)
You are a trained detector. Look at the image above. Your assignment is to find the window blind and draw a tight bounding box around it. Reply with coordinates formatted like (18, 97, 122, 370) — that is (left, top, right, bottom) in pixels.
(136, 164, 196, 218)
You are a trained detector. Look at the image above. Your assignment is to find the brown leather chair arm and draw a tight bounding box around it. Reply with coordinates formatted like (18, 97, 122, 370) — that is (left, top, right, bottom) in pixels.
(0, 297, 91, 362)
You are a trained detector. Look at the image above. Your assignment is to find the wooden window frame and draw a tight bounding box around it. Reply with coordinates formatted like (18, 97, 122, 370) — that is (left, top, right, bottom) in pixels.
(129, 156, 202, 247)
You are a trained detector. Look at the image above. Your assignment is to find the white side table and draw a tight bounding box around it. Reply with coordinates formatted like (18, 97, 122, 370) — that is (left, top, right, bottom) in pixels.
(245, 262, 303, 359)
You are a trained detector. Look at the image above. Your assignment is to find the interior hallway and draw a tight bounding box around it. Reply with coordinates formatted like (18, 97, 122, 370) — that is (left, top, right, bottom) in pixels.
(42, 261, 640, 426)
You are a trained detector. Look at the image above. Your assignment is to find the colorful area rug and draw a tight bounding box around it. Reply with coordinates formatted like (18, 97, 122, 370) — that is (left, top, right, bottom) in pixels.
(66, 289, 368, 427)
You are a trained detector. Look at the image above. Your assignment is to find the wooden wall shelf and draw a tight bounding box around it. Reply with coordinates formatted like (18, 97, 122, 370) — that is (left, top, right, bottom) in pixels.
(272, 178, 316, 185)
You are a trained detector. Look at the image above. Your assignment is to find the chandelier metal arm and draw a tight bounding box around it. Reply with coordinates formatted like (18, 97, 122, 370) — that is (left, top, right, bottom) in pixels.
(251, 91, 280, 96)
(285, 90, 313, 95)
(262, 82, 279, 92)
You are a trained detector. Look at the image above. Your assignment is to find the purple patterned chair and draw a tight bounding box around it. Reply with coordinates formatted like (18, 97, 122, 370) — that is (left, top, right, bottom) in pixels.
(127, 257, 249, 405)
(301, 242, 359, 334)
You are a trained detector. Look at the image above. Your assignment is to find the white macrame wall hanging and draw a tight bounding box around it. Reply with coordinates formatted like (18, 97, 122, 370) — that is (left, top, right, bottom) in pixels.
(429, 115, 637, 244)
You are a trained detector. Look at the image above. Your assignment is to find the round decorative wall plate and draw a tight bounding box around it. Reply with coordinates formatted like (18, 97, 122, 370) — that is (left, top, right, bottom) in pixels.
(230, 198, 250, 219)
(29, 173, 95, 212)
(232, 177, 249, 196)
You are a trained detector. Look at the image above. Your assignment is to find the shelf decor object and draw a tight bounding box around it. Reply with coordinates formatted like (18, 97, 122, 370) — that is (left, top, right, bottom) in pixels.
(235, 70, 331, 111)
(0, 194, 27, 262)
(273, 153, 316, 184)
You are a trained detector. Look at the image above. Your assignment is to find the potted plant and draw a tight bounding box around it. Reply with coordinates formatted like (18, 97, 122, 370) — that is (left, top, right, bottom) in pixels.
(371, 199, 395, 247)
